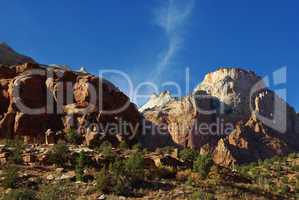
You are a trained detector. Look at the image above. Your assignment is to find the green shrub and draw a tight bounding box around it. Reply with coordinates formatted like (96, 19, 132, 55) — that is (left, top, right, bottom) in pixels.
(97, 153, 146, 195)
(187, 176, 194, 186)
(109, 158, 125, 178)
(132, 143, 142, 151)
(112, 178, 128, 196)
(38, 182, 76, 200)
(124, 152, 145, 184)
(279, 184, 290, 194)
(205, 193, 215, 200)
(2, 165, 19, 188)
(190, 191, 201, 200)
(282, 176, 289, 184)
(179, 148, 199, 165)
(3, 189, 36, 200)
(249, 168, 259, 179)
(193, 154, 214, 178)
(6, 138, 24, 164)
(48, 143, 69, 167)
(96, 167, 109, 193)
(190, 190, 214, 200)
(66, 128, 82, 145)
(119, 141, 129, 149)
(156, 166, 177, 179)
(75, 151, 87, 182)
(100, 141, 115, 161)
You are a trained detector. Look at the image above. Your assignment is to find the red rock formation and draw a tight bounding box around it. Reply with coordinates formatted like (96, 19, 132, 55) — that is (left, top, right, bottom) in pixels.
(0, 63, 141, 145)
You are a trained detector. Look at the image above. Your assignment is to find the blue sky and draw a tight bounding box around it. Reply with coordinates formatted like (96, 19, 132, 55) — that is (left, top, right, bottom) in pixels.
(1, 0, 298, 110)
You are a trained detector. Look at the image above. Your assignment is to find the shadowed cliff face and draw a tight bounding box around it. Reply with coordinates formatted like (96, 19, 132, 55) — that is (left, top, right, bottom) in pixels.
(0, 43, 35, 66)
(141, 67, 299, 166)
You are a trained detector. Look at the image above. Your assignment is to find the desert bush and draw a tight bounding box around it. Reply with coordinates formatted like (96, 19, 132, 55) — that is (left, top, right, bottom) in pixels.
(190, 191, 201, 200)
(38, 181, 76, 200)
(193, 154, 214, 179)
(279, 184, 290, 194)
(97, 162, 129, 196)
(66, 128, 82, 145)
(2, 165, 19, 188)
(5, 138, 24, 164)
(132, 143, 142, 151)
(119, 141, 129, 149)
(205, 192, 215, 200)
(2, 189, 36, 200)
(48, 143, 69, 167)
(112, 178, 129, 196)
(96, 153, 146, 196)
(124, 152, 145, 184)
(190, 190, 214, 200)
(155, 166, 177, 179)
(75, 151, 89, 182)
(282, 176, 289, 184)
(96, 167, 109, 193)
(109, 158, 125, 178)
(99, 141, 115, 161)
(262, 158, 271, 167)
(179, 148, 198, 166)
(248, 168, 259, 179)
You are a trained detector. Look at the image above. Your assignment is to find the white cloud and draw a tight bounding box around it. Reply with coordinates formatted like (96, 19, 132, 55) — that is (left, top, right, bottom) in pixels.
(152, 0, 194, 78)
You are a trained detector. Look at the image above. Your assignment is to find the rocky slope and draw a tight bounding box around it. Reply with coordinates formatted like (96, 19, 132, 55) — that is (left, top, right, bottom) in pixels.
(0, 62, 141, 146)
(0, 43, 35, 65)
(141, 67, 299, 166)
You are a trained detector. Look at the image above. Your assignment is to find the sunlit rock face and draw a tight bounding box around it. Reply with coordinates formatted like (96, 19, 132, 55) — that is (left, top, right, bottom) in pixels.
(193, 67, 264, 122)
(141, 67, 299, 166)
(0, 62, 141, 146)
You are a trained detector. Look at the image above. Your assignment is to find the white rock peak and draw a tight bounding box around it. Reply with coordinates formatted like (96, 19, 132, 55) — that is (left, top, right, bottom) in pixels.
(193, 67, 263, 120)
(139, 91, 174, 112)
(78, 66, 88, 74)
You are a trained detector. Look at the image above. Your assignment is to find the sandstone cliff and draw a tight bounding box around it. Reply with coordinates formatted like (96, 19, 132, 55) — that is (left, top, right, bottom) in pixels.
(0, 62, 141, 145)
(141, 67, 299, 166)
